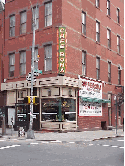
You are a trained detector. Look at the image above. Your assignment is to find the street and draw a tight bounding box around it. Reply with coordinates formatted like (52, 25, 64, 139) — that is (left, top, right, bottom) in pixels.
(0, 137, 124, 166)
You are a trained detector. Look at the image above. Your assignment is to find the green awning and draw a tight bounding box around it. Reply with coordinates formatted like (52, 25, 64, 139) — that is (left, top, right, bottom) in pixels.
(79, 96, 111, 103)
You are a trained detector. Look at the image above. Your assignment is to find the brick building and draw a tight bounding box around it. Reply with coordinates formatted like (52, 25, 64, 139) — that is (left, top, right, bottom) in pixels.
(0, 0, 124, 131)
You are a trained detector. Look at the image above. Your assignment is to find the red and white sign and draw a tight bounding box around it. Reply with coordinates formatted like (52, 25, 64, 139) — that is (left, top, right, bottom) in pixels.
(79, 78, 102, 116)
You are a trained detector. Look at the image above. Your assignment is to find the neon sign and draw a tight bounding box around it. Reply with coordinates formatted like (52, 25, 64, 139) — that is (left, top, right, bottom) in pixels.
(57, 27, 67, 75)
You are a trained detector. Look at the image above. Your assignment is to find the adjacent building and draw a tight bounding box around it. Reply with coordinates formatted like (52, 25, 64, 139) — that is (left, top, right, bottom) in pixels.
(0, 0, 124, 131)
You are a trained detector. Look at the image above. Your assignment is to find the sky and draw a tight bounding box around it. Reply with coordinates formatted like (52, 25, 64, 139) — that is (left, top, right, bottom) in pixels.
(1, 0, 5, 4)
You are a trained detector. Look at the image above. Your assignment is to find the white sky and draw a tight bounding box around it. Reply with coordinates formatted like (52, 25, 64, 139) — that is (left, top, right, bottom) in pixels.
(1, 0, 5, 4)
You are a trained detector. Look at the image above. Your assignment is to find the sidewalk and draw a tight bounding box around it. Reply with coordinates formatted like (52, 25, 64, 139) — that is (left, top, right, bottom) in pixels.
(0, 128, 124, 142)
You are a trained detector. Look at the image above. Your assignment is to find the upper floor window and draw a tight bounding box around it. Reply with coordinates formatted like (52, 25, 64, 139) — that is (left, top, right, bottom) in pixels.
(9, 53, 15, 77)
(107, 0, 110, 16)
(96, 57, 100, 80)
(44, 45, 52, 71)
(10, 15, 15, 37)
(108, 61, 111, 82)
(20, 51, 26, 75)
(32, 6, 39, 30)
(107, 28, 111, 48)
(118, 66, 121, 85)
(45, 2, 52, 27)
(116, 8, 120, 23)
(20, 11, 26, 34)
(96, 21, 100, 42)
(82, 12, 86, 35)
(117, 35, 120, 54)
(82, 51, 86, 76)
(96, 0, 99, 8)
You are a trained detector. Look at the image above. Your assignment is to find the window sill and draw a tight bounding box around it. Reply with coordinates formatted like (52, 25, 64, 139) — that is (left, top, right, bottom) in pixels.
(96, 41, 100, 45)
(107, 47, 111, 51)
(116, 22, 120, 26)
(7, 76, 15, 80)
(8, 36, 16, 40)
(19, 75, 26, 78)
(43, 25, 52, 31)
(43, 71, 52, 75)
(95, 6, 100, 10)
(117, 53, 121, 56)
(19, 33, 27, 37)
(81, 33, 86, 38)
(107, 15, 111, 19)
(108, 82, 112, 85)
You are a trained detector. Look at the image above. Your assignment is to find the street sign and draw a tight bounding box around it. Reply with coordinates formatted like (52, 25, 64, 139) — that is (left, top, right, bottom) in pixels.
(34, 69, 42, 74)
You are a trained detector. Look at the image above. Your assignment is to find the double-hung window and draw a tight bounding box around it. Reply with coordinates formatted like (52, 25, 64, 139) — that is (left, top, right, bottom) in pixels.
(44, 45, 52, 71)
(82, 12, 86, 35)
(116, 8, 120, 24)
(107, 29, 111, 48)
(96, 0, 99, 8)
(9, 53, 15, 77)
(96, 57, 100, 80)
(20, 11, 26, 34)
(107, 0, 110, 16)
(45, 2, 52, 27)
(118, 66, 121, 85)
(117, 35, 120, 54)
(108, 61, 111, 82)
(32, 6, 39, 30)
(20, 51, 26, 75)
(96, 21, 100, 42)
(10, 15, 15, 37)
(82, 51, 86, 76)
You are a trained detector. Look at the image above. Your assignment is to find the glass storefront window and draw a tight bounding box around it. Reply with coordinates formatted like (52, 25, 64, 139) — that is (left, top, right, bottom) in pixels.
(41, 98, 76, 122)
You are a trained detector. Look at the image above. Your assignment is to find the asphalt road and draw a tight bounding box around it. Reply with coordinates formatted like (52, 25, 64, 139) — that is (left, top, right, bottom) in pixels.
(0, 137, 124, 166)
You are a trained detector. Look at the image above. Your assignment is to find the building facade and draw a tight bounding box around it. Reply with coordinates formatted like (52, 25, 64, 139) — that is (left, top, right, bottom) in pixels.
(0, 0, 124, 131)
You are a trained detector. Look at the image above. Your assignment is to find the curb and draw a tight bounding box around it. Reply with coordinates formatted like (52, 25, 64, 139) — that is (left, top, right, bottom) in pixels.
(92, 135, 124, 141)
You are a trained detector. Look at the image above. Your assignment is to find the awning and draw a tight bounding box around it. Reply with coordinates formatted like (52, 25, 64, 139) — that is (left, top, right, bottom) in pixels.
(79, 96, 111, 103)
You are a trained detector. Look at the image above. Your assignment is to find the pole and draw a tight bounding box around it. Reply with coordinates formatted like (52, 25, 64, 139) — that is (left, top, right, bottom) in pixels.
(27, 1, 36, 139)
(115, 96, 117, 135)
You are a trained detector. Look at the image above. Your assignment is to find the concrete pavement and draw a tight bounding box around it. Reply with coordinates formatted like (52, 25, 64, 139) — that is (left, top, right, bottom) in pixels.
(0, 128, 124, 142)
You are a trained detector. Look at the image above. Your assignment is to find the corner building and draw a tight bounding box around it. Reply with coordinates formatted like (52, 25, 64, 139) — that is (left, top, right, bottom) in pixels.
(0, 0, 124, 131)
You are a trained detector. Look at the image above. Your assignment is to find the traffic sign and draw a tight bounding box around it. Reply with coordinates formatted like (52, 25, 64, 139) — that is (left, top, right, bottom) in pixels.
(34, 69, 42, 74)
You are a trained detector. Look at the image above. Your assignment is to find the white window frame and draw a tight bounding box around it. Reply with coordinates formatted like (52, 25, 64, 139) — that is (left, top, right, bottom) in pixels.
(107, 0, 110, 16)
(20, 51, 26, 75)
(10, 15, 15, 37)
(117, 35, 120, 53)
(20, 11, 27, 34)
(45, 2, 52, 27)
(96, 57, 100, 80)
(82, 51, 86, 76)
(96, 21, 100, 42)
(82, 12, 86, 35)
(107, 29, 111, 48)
(44, 45, 52, 71)
(96, 0, 99, 8)
(9, 53, 15, 77)
(116, 8, 120, 23)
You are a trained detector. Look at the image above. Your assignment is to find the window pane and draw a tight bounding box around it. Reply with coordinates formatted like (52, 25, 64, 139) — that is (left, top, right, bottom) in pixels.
(10, 15, 15, 27)
(20, 64, 26, 75)
(10, 65, 15, 71)
(82, 51, 86, 64)
(10, 54, 15, 65)
(47, 15, 52, 26)
(45, 46, 52, 58)
(45, 3, 49, 16)
(107, 29, 110, 39)
(21, 23, 26, 34)
(96, 22, 99, 32)
(21, 12, 26, 23)
(82, 13, 85, 24)
(46, 58, 52, 71)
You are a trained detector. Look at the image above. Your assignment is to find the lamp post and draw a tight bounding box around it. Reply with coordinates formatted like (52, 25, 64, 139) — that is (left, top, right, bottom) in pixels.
(27, 0, 37, 139)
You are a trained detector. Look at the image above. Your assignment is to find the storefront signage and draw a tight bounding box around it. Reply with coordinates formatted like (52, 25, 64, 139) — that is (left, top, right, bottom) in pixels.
(79, 78, 102, 116)
(57, 27, 67, 75)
